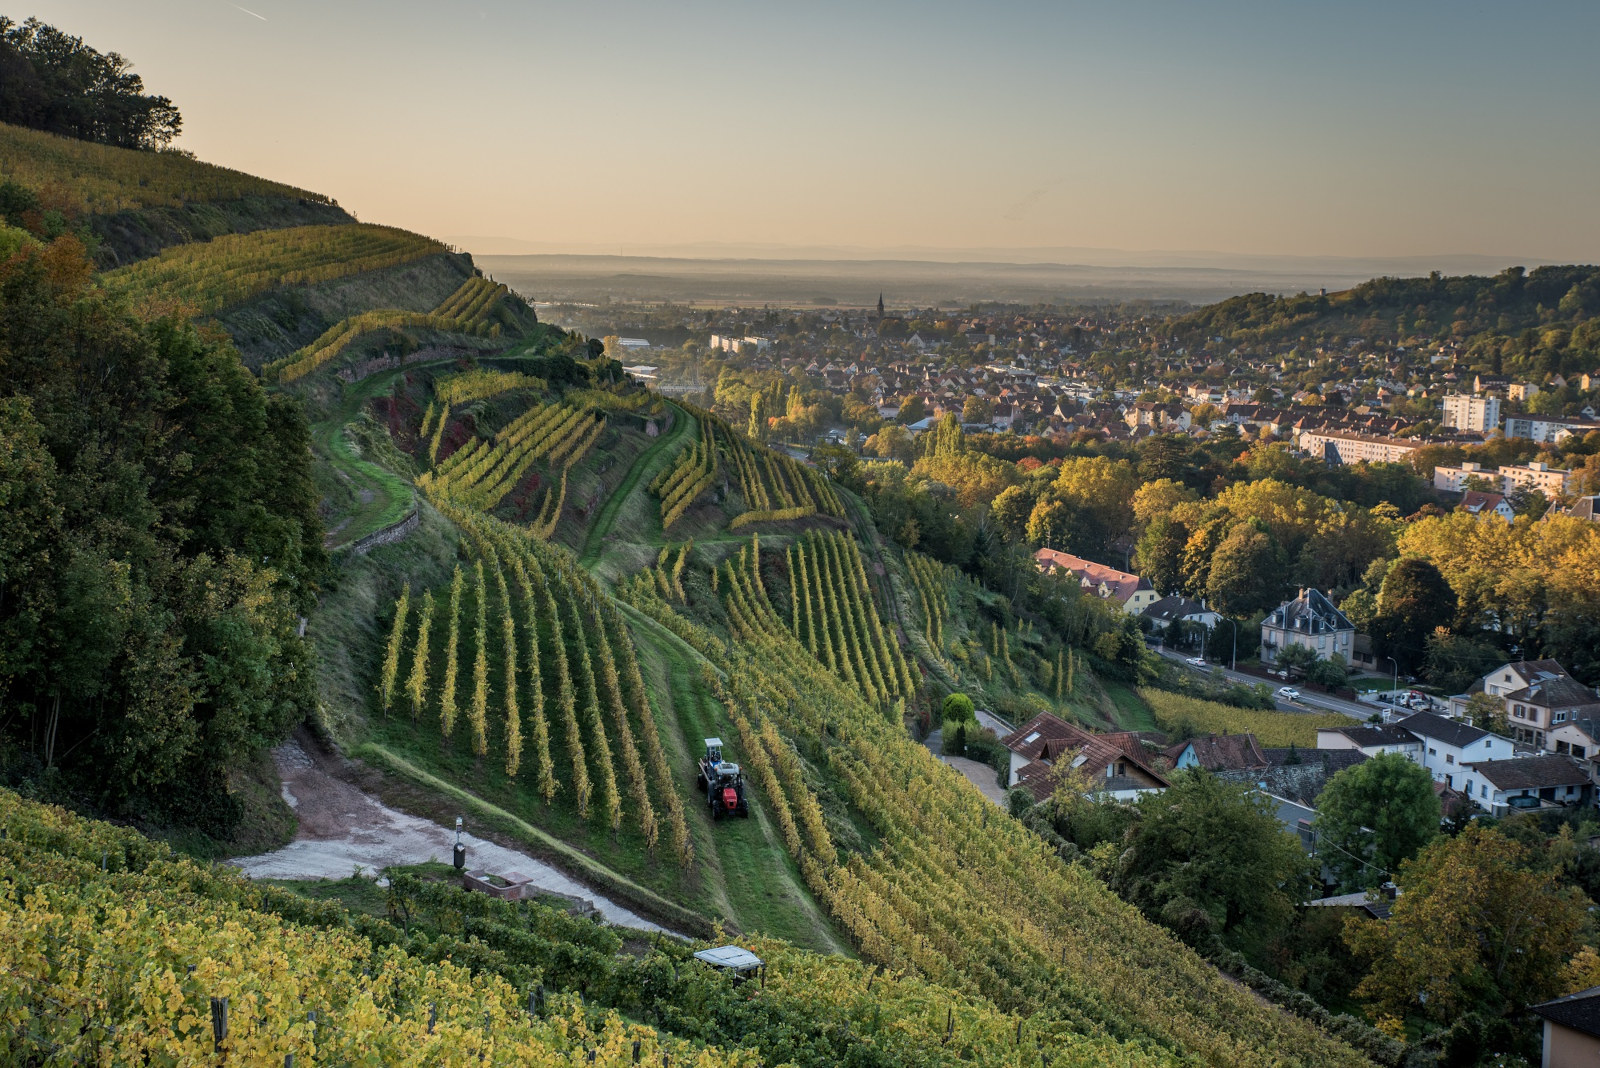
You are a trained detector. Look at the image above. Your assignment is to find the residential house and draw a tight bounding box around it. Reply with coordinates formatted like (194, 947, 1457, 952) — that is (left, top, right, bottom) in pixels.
(1505, 674, 1600, 749)
(1034, 549, 1160, 614)
(1459, 490, 1514, 521)
(1260, 588, 1355, 666)
(1447, 658, 1571, 719)
(1461, 754, 1591, 815)
(1165, 733, 1268, 772)
(999, 713, 1169, 802)
(1140, 594, 1220, 638)
(1398, 712, 1515, 792)
(1530, 986, 1600, 1067)
(1316, 724, 1424, 761)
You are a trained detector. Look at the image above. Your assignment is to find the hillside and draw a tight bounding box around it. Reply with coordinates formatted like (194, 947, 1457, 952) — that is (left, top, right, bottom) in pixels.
(0, 121, 353, 265)
(0, 75, 1382, 1068)
(1167, 264, 1600, 371)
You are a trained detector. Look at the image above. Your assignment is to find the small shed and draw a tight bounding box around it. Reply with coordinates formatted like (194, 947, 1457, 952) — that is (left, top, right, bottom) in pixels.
(692, 945, 764, 982)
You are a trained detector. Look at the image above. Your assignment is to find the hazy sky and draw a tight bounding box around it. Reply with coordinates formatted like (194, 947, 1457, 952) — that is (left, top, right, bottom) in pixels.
(24, 1, 1600, 261)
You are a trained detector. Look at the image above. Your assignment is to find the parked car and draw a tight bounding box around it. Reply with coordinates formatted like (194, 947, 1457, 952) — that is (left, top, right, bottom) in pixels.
(1276, 686, 1301, 700)
(1186, 656, 1207, 667)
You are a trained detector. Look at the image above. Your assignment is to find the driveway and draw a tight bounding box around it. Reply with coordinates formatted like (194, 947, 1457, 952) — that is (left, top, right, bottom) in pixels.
(922, 727, 1009, 807)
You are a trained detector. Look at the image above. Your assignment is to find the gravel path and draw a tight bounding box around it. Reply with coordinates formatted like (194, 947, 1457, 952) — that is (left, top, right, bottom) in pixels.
(231, 739, 673, 934)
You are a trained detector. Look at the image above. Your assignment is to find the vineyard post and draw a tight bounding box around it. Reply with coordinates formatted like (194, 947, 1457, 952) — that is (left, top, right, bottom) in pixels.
(210, 996, 228, 1054)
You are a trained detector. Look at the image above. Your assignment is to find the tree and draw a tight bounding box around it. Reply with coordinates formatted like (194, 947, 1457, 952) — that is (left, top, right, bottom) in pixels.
(989, 485, 1036, 544)
(1315, 753, 1440, 888)
(1273, 642, 1319, 678)
(1204, 521, 1286, 617)
(941, 692, 976, 726)
(1133, 515, 1188, 595)
(869, 424, 915, 462)
(1345, 824, 1587, 1025)
(896, 395, 927, 424)
(1026, 497, 1072, 549)
(1338, 588, 1378, 633)
(747, 393, 768, 441)
(0, 17, 182, 150)
(1372, 557, 1457, 673)
(1463, 691, 1509, 734)
(1305, 652, 1349, 689)
(961, 395, 992, 424)
(1109, 770, 1315, 953)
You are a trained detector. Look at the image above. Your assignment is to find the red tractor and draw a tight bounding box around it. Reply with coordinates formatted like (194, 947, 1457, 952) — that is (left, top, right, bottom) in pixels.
(696, 737, 750, 820)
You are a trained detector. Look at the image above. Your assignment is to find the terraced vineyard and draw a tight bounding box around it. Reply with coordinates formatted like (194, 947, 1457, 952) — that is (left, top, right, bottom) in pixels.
(271, 279, 522, 382)
(418, 399, 604, 515)
(102, 222, 445, 315)
(651, 403, 844, 531)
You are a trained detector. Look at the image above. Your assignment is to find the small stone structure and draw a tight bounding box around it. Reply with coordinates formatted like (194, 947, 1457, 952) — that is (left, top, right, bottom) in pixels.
(462, 869, 537, 901)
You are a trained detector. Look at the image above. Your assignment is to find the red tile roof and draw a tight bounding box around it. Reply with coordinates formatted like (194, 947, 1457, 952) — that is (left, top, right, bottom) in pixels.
(1033, 549, 1152, 603)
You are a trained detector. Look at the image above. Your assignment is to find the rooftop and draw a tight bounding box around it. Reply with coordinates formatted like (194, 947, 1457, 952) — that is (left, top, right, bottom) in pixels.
(1465, 754, 1590, 791)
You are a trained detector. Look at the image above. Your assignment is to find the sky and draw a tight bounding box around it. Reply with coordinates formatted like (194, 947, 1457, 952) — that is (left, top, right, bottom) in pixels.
(22, 1, 1600, 263)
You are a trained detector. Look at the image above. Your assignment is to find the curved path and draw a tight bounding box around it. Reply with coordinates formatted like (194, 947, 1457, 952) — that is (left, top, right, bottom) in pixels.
(233, 739, 674, 935)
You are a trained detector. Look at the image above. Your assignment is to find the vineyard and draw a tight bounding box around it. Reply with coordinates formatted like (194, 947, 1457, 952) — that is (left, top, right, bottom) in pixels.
(784, 531, 917, 708)
(374, 506, 691, 863)
(266, 277, 521, 383)
(1139, 688, 1358, 747)
(0, 789, 1217, 1068)
(102, 223, 445, 316)
(649, 404, 844, 532)
(0, 120, 333, 215)
(607, 537, 1374, 1066)
(418, 399, 605, 517)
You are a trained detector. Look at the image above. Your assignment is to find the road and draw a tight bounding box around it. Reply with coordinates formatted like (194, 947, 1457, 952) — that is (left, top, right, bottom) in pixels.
(1152, 647, 1372, 719)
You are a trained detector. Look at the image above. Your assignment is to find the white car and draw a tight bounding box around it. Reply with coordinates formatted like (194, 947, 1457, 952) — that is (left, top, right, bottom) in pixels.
(1186, 657, 1208, 667)
(1276, 686, 1301, 701)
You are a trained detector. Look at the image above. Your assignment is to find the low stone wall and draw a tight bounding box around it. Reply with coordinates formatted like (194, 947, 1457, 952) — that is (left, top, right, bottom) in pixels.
(346, 505, 419, 555)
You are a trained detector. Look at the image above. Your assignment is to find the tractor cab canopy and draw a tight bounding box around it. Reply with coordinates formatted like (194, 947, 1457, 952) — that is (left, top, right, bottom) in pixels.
(693, 945, 764, 976)
(704, 737, 724, 762)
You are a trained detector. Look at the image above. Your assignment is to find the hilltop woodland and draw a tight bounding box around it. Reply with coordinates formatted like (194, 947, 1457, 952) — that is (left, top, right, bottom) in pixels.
(1167, 266, 1600, 377)
(4, 18, 1600, 1067)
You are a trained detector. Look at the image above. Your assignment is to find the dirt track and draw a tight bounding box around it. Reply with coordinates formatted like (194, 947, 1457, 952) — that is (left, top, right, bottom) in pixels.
(231, 736, 673, 934)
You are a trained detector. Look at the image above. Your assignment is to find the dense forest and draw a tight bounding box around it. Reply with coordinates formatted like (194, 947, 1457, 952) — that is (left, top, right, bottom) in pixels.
(1168, 265, 1600, 374)
(0, 223, 324, 837)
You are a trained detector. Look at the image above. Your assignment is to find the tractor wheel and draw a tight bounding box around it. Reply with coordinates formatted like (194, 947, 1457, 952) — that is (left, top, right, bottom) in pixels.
(696, 773, 706, 791)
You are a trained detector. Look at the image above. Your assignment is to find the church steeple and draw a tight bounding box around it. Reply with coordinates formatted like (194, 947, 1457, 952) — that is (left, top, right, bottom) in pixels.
(876, 292, 885, 319)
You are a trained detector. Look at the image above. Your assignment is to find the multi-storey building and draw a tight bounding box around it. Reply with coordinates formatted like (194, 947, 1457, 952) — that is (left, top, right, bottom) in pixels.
(1297, 430, 1422, 466)
(1442, 392, 1501, 433)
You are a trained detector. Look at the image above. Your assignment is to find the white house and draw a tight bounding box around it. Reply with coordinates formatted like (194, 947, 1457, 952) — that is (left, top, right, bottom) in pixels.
(1397, 712, 1514, 792)
(1315, 724, 1424, 761)
(1461, 754, 1592, 816)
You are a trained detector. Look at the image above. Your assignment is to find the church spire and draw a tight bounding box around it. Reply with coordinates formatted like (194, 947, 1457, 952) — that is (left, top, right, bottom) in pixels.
(877, 292, 885, 319)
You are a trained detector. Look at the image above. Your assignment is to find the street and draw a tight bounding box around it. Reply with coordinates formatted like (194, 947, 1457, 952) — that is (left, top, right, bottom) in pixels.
(1152, 647, 1374, 719)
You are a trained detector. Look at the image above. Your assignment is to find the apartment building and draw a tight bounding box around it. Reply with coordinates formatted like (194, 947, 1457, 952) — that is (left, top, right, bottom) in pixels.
(1442, 392, 1501, 433)
(1298, 430, 1421, 466)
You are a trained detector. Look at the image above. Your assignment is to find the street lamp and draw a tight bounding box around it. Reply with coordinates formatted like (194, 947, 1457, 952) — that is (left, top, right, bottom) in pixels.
(1221, 617, 1238, 673)
(1385, 655, 1399, 701)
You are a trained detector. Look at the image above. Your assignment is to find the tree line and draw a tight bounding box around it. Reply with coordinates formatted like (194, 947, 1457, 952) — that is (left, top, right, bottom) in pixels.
(0, 17, 181, 151)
